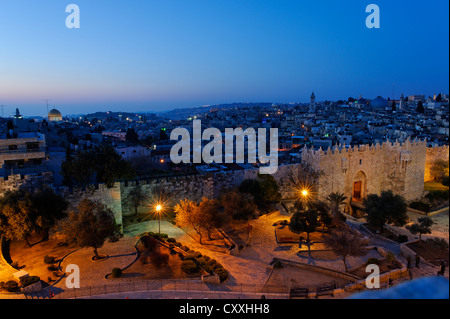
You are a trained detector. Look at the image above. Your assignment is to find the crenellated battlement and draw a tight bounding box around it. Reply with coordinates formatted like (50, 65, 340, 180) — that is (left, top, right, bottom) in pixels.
(301, 139, 433, 202)
(302, 138, 428, 158)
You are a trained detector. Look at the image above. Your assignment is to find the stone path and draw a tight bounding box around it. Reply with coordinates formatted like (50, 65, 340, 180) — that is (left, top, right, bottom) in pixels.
(348, 220, 449, 284)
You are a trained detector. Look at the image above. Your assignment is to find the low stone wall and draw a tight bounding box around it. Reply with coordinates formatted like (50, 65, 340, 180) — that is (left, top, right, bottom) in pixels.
(21, 281, 43, 293)
(201, 274, 220, 285)
(360, 224, 400, 245)
(428, 206, 449, 216)
(272, 257, 361, 282)
(400, 240, 419, 260)
(345, 265, 408, 292)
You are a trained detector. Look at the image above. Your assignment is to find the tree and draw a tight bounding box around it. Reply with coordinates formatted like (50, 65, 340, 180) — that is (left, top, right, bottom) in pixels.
(198, 197, 229, 240)
(430, 159, 449, 183)
(239, 179, 262, 201)
(125, 128, 139, 144)
(174, 199, 205, 244)
(406, 217, 434, 245)
(32, 187, 68, 241)
(239, 174, 281, 207)
(289, 209, 320, 243)
(363, 190, 408, 232)
(416, 101, 425, 113)
(61, 199, 122, 259)
(258, 174, 281, 202)
(126, 184, 147, 216)
(175, 198, 228, 244)
(61, 143, 136, 187)
(0, 190, 36, 247)
(326, 192, 348, 217)
(309, 200, 333, 232)
(323, 226, 365, 272)
(220, 189, 258, 223)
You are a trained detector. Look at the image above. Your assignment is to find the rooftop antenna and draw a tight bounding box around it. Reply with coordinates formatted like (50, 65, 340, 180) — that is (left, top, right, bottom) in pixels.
(41, 99, 51, 113)
(0, 105, 6, 117)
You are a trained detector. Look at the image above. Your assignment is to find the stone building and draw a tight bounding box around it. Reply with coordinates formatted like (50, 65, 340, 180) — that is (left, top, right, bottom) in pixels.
(301, 138, 447, 204)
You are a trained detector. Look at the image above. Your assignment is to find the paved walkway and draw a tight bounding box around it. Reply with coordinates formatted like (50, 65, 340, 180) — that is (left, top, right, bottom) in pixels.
(348, 220, 449, 284)
(2, 211, 448, 299)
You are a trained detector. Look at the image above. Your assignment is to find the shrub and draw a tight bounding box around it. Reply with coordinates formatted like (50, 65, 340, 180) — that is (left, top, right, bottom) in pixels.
(0, 280, 19, 292)
(409, 201, 432, 213)
(385, 252, 396, 265)
(366, 258, 380, 265)
(397, 235, 409, 243)
(10, 262, 24, 270)
(215, 267, 229, 282)
(20, 276, 40, 288)
(207, 259, 218, 269)
(196, 257, 214, 274)
(154, 233, 169, 240)
(174, 242, 182, 247)
(166, 238, 176, 243)
(44, 256, 56, 264)
(180, 245, 190, 252)
(47, 265, 59, 272)
(184, 251, 202, 261)
(426, 238, 449, 250)
(426, 190, 449, 201)
(181, 260, 198, 274)
(111, 268, 122, 278)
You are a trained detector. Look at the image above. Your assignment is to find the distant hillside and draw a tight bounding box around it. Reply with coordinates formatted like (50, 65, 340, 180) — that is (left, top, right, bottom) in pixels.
(161, 102, 274, 120)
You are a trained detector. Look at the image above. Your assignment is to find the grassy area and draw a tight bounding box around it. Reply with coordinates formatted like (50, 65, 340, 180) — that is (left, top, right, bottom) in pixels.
(424, 181, 449, 192)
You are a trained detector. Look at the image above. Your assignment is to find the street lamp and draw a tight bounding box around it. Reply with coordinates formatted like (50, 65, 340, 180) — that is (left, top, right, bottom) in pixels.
(155, 204, 163, 234)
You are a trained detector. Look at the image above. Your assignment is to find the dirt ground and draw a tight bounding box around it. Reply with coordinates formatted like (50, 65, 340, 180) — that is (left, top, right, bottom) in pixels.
(407, 241, 449, 265)
(263, 263, 350, 292)
(8, 236, 76, 285)
(276, 225, 327, 243)
(297, 250, 341, 261)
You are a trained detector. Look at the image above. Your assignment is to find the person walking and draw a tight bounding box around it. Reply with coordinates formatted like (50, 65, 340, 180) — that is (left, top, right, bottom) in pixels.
(439, 260, 446, 276)
(415, 254, 420, 268)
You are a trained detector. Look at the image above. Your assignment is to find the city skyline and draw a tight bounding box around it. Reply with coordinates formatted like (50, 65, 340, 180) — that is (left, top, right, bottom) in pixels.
(0, 0, 449, 117)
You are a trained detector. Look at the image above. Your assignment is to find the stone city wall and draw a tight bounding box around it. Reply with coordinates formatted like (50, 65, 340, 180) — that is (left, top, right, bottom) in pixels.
(424, 145, 449, 182)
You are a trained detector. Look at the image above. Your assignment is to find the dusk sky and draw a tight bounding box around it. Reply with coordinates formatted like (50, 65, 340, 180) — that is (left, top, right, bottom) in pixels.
(0, 0, 448, 117)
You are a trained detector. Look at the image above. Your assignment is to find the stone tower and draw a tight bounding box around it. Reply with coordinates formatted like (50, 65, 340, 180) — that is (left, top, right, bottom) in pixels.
(310, 92, 316, 113)
(301, 138, 428, 203)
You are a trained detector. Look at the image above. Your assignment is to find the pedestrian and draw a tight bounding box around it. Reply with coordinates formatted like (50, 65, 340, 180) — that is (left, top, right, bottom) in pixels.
(415, 254, 420, 268)
(406, 256, 412, 269)
(439, 260, 446, 276)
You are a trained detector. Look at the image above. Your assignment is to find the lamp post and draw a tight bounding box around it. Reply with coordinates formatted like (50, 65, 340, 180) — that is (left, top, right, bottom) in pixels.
(301, 189, 309, 210)
(155, 204, 162, 234)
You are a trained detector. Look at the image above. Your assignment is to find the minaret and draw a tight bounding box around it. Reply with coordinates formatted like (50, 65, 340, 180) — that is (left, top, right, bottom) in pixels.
(310, 92, 316, 113)
(399, 93, 404, 111)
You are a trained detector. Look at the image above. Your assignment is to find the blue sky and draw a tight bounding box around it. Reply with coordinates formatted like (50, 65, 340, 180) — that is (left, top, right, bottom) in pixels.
(0, 0, 448, 116)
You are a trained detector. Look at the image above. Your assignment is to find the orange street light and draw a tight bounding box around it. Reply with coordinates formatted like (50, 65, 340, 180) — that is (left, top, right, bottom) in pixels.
(155, 204, 163, 234)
